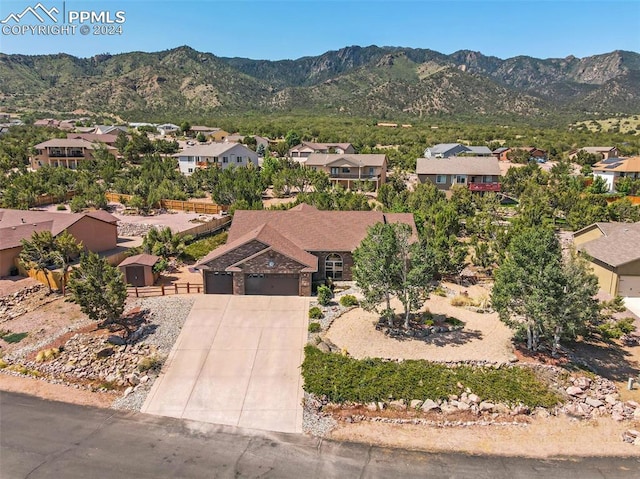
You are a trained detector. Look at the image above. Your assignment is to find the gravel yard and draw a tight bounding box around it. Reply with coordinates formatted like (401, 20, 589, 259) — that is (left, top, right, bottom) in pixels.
(324, 283, 515, 363)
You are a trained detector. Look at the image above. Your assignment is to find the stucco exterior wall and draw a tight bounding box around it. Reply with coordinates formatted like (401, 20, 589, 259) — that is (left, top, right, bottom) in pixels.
(0, 247, 21, 277)
(67, 217, 117, 253)
(588, 259, 618, 296)
(573, 226, 604, 246)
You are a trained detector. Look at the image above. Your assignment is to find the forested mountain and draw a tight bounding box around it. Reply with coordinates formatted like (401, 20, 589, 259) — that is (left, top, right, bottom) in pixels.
(0, 45, 638, 120)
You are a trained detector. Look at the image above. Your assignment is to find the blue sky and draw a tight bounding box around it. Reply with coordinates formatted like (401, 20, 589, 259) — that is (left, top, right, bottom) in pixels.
(1, 1, 639, 59)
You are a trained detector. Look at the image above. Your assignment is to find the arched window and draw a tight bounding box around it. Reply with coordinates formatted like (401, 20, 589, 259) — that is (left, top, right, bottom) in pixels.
(325, 253, 343, 280)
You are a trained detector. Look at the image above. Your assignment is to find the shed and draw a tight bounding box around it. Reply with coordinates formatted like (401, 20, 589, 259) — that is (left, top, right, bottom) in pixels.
(118, 254, 160, 287)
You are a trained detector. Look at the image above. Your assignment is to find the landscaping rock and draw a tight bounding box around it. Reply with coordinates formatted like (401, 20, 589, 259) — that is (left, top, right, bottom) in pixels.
(421, 399, 440, 412)
(566, 386, 584, 397)
(389, 400, 406, 410)
(440, 404, 459, 415)
(467, 393, 480, 404)
(107, 335, 126, 346)
(366, 402, 378, 412)
(585, 397, 604, 408)
(478, 401, 495, 412)
(96, 348, 114, 359)
(409, 400, 423, 409)
(316, 342, 331, 353)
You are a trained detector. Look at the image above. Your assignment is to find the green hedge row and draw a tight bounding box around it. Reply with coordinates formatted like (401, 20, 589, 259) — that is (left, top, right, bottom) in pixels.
(301, 345, 560, 408)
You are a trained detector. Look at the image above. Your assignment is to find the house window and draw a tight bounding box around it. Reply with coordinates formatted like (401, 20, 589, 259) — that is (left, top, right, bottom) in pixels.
(483, 175, 493, 183)
(213, 156, 219, 163)
(331, 167, 339, 176)
(436, 175, 447, 184)
(236, 156, 242, 163)
(341, 167, 350, 173)
(455, 175, 467, 184)
(223, 157, 228, 163)
(188, 168, 193, 173)
(325, 253, 343, 280)
(187, 156, 194, 163)
(311, 167, 317, 171)
(368, 167, 375, 175)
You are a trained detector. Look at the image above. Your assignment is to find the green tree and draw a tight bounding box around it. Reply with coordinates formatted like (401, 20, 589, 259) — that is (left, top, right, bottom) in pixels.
(607, 197, 640, 223)
(256, 143, 266, 157)
(588, 175, 609, 195)
(284, 131, 301, 149)
(180, 121, 192, 137)
(142, 226, 190, 258)
(67, 252, 127, 331)
(353, 222, 400, 326)
(19, 230, 55, 294)
(51, 230, 83, 296)
(196, 132, 206, 143)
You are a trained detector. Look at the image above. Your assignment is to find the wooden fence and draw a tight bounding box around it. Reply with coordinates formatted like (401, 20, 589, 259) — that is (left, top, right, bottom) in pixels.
(32, 191, 76, 207)
(178, 216, 231, 239)
(104, 192, 228, 214)
(127, 282, 204, 298)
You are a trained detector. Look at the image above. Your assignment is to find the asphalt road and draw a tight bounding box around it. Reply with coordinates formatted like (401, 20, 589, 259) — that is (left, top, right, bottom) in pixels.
(1, 391, 639, 478)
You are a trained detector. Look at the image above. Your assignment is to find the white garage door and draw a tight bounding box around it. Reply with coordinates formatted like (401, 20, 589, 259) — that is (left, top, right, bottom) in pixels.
(619, 275, 640, 297)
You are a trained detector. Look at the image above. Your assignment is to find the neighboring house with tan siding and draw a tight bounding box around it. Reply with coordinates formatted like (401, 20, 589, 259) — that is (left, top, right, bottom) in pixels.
(574, 222, 640, 297)
(568, 146, 619, 161)
(416, 156, 502, 192)
(288, 142, 355, 160)
(173, 142, 258, 175)
(31, 138, 117, 170)
(0, 208, 118, 277)
(195, 203, 416, 296)
(304, 153, 387, 190)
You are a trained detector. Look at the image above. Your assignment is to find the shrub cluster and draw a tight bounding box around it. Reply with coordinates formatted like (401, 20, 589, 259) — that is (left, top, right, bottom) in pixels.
(339, 294, 359, 307)
(308, 322, 322, 333)
(301, 345, 560, 408)
(308, 307, 324, 319)
(317, 285, 333, 306)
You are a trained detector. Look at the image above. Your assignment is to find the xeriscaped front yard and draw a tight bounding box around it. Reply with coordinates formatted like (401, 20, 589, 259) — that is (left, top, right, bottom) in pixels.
(301, 345, 561, 408)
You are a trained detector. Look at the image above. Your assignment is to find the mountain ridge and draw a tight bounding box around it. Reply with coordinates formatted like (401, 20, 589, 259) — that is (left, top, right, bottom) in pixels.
(0, 45, 638, 120)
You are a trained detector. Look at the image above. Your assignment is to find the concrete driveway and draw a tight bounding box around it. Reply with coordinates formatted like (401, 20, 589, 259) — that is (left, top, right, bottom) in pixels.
(142, 295, 309, 433)
(624, 297, 640, 322)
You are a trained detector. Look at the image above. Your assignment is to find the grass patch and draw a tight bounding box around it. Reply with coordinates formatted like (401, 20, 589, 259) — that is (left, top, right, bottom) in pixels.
(137, 355, 164, 373)
(308, 322, 322, 333)
(7, 364, 42, 377)
(183, 232, 228, 261)
(301, 345, 560, 408)
(1, 332, 28, 344)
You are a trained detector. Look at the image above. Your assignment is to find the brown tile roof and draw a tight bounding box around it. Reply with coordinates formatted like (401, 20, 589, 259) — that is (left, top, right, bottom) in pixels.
(0, 208, 118, 251)
(226, 204, 416, 252)
(0, 221, 53, 250)
(305, 153, 386, 168)
(289, 142, 354, 152)
(66, 133, 119, 144)
(577, 222, 640, 267)
(34, 138, 116, 151)
(118, 254, 160, 267)
(593, 156, 640, 173)
(416, 156, 501, 176)
(196, 223, 318, 271)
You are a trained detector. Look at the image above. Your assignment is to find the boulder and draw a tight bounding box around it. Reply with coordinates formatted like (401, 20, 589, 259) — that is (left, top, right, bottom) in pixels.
(366, 402, 378, 412)
(456, 401, 470, 411)
(107, 335, 126, 346)
(96, 348, 114, 359)
(566, 386, 584, 397)
(316, 342, 331, 353)
(123, 386, 134, 397)
(585, 397, 604, 408)
(574, 377, 592, 389)
(468, 393, 480, 404)
(478, 401, 495, 412)
(421, 399, 440, 412)
(605, 394, 619, 405)
(409, 400, 423, 409)
(440, 404, 458, 415)
(389, 400, 406, 410)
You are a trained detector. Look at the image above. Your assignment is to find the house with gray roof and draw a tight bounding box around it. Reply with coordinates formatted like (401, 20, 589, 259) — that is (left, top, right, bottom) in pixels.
(416, 156, 501, 192)
(174, 142, 258, 175)
(574, 222, 640, 297)
(423, 143, 492, 158)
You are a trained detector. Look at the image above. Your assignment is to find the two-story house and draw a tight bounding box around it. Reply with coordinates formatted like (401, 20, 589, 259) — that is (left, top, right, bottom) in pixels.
(568, 146, 620, 161)
(592, 156, 640, 192)
(174, 143, 258, 175)
(31, 139, 117, 170)
(288, 142, 356, 160)
(416, 156, 502, 192)
(424, 143, 492, 158)
(304, 153, 387, 190)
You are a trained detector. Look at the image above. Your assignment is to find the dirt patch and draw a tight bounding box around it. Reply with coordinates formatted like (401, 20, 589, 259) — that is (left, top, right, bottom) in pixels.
(325, 283, 514, 362)
(0, 277, 40, 297)
(330, 416, 640, 458)
(0, 374, 116, 408)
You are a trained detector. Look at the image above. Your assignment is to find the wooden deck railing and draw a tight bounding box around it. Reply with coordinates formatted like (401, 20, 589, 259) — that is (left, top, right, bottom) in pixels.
(128, 282, 204, 297)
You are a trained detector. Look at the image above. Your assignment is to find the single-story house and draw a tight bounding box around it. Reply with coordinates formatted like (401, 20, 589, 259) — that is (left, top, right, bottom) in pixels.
(30, 139, 118, 170)
(195, 203, 416, 296)
(416, 156, 502, 192)
(33, 119, 60, 128)
(118, 254, 160, 287)
(93, 125, 128, 135)
(288, 142, 356, 159)
(574, 222, 640, 297)
(157, 124, 180, 136)
(173, 142, 258, 175)
(304, 153, 387, 190)
(423, 143, 492, 158)
(512, 146, 548, 161)
(592, 156, 640, 192)
(0, 208, 118, 277)
(492, 147, 511, 161)
(568, 146, 619, 161)
(190, 126, 229, 142)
